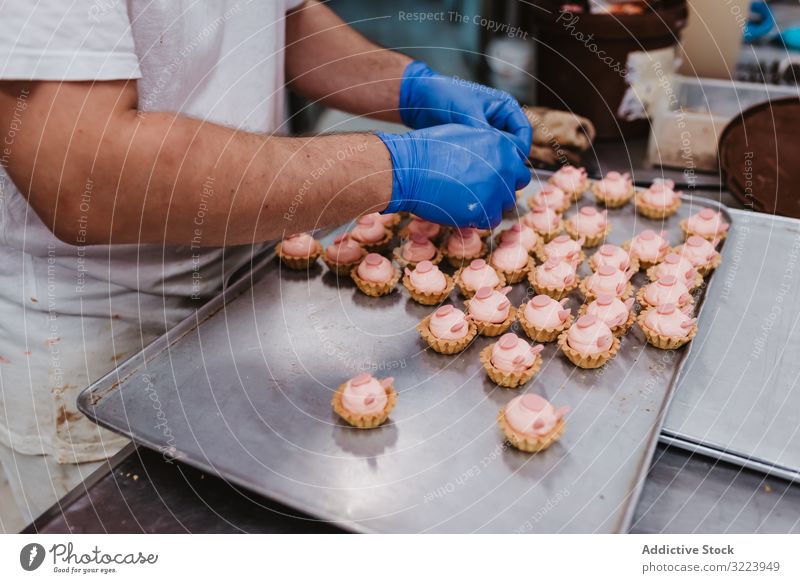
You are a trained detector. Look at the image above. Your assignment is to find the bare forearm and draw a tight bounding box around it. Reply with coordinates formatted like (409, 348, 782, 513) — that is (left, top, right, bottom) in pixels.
(286, 0, 411, 122)
(1, 81, 391, 246)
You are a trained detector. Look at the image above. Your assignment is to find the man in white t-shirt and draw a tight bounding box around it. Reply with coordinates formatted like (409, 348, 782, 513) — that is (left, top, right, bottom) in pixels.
(0, 0, 532, 526)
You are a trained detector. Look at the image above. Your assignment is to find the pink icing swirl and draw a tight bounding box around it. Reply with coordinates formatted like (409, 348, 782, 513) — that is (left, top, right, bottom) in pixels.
(686, 208, 729, 238)
(543, 234, 583, 263)
(535, 258, 577, 289)
(429, 305, 471, 340)
(531, 185, 569, 210)
(551, 165, 587, 192)
(629, 229, 669, 262)
(585, 294, 634, 329)
(641, 179, 680, 208)
(350, 216, 387, 244)
(407, 218, 441, 239)
(566, 315, 613, 355)
(491, 241, 529, 271)
(592, 244, 632, 271)
(468, 286, 512, 323)
(596, 171, 632, 199)
(585, 264, 633, 297)
(643, 275, 692, 307)
(447, 228, 483, 257)
(523, 206, 562, 233)
(504, 394, 569, 437)
(281, 233, 317, 257)
(401, 234, 437, 262)
(325, 234, 363, 264)
(356, 253, 395, 283)
(653, 253, 697, 286)
(404, 260, 447, 293)
(341, 372, 391, 415)
(491, 333, 544, 373)
(676, 235, 720, 267)
(461, 259, 500, 291)
(644, 303, 696, 338)
(523, 294, 571, 329)
(498, 223, 540, 252)
(568, 206, 608, 237)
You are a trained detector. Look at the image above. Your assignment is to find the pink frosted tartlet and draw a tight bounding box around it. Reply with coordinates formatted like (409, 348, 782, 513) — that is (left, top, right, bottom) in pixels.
(579, 294, 636, 336)
(528, 184, 571, 213)
(277, 232, 323, 270)
(465, 286, 516, 336)
(558, 314, 620, 369)
(522, 205, 564, 242)
(637, 274, 693, 310)
(400, 217, 442, 241)
(402, 260, 454, 305)
(624, 229, 670, 269)
(498, 393, 570, 453)
(589, 243, 638, 273)
(323, 234, 366, 275)
(681, 208, 729, 242)
(392, 233, 442, 268)
(442, 227, 486, 268)
(529, 258, 579, 300)
(480, 333, 544, 388)
(565, 207, 611, 247)
(537, 234, 585, 265)
(518, 294, 573, 342)
(372, 211, 402, 228)
(351, 253, 400, 296)
(349, 215, 393, 251)
(673, 235, 722, 275)
(592, 171, 634, 208)
(454, 258, 506, 298)
(417, 304, 477, 354)
(332, 372, 397, 429)
(580, 264, 634, 301)
(550, 165, 589, 201)
(489, 241, 533, 284)
(646, 253, 702, 290)
(638, 303, 697, 349)
(636, 179, 682, 219)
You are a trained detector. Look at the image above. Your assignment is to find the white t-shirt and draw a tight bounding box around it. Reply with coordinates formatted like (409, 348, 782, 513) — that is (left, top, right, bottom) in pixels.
(0, 0, 304, 462)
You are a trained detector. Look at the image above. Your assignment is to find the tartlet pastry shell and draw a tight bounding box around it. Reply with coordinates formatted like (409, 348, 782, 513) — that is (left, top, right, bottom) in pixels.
(479, 345, 542, 388)
(392, 245, 443, 269)
(637, 310, 698, 349)
(577, 303, 636, 336)
(528, 268, 579, 300)
(635, 285, 694, 310)
(453, 267, 507, 298)
(350, 266, 401, 297)
(463, 302, 517, 337)
(402, 273, 455, 305)
(440, 241, 488, 269)
(517, 302, 573, 342)
(591, 182, 635, 208)
(557, 332, 620, 369)
(565, 221, 611, 248)
(679, 218, 728, 243)
(498, 412, 565, 453)
(490, 256, 534, 285)
(332, 383, 397, 429)
(635, 190, 682, 219)
(276, 240, 323, 270)
(578, 277, 633, 303)
(417, 315, 478, 354)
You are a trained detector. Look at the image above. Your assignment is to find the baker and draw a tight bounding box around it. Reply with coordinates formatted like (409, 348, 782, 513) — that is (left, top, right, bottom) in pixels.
(0, 1, 532, 525)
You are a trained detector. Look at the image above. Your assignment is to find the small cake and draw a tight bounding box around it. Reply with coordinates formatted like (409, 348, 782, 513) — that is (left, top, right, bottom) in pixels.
(349, 215, 393, 251)
(402, 260, 454, 305)
(592, 171, 634, 208)
(322, 234, 365, 276)
(638, 303, 697, 350)
(579, 294, 636, 336)
(465, 286, 516, 336)
(400, 217, 442, 241)
(589, 244, 638, 273)
(392, 233, 442, 268)
(637, 275, 693, 309)
(522, 205, 564, 242)
(673, 235, 721, 276)
(480, 333, 544, 388)
(351, 253, 400, 296)
(417, 304, 477, 354)
(537, 234, 585, 265)
(529, 258, 579, 300)
(646, 253, 702, 290)
(276, 232, 323, 270)
(454, 258, 506, 298)
(681, 208, 729, 242)
(495, 223, 541, 256)
(332, 372, 397, 429)
(442, 227, 486, 268)
(580, 264, 634, 301)
(636, 179, 682, 219)
(373, 211, 402, 228)
(518, 294, 572, 342)
(489, 241, 533, 284)
(550, 165, 589, 201)
(498, 393, 569, 453)
(565, 207, 610, 247)
(624, 229, 669, 269)
(528, 184, 571, 213)
(558, 314, 620, 369)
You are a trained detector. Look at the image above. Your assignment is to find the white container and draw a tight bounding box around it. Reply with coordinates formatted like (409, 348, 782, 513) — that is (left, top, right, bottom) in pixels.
(647, 75, 800, 174)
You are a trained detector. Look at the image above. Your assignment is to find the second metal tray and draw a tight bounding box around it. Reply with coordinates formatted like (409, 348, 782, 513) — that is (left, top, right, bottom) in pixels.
(78, 177, 730, 532)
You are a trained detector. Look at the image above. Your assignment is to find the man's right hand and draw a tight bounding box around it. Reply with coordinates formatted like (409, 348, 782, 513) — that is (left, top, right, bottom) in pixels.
(377, 125, 531, 229)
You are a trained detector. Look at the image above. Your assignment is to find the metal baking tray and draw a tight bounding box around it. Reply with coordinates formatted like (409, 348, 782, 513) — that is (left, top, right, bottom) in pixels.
(661, 209, 800, 483)
(78, 175, 730, 533)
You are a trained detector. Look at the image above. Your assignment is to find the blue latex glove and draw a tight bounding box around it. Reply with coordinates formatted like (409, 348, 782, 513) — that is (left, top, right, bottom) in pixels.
(399, 60, 533, 158)
(377, 124, 531, 229)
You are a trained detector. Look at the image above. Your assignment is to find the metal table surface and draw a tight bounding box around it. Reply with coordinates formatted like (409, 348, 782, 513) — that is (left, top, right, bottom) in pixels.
(24, 443, 800, 534)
